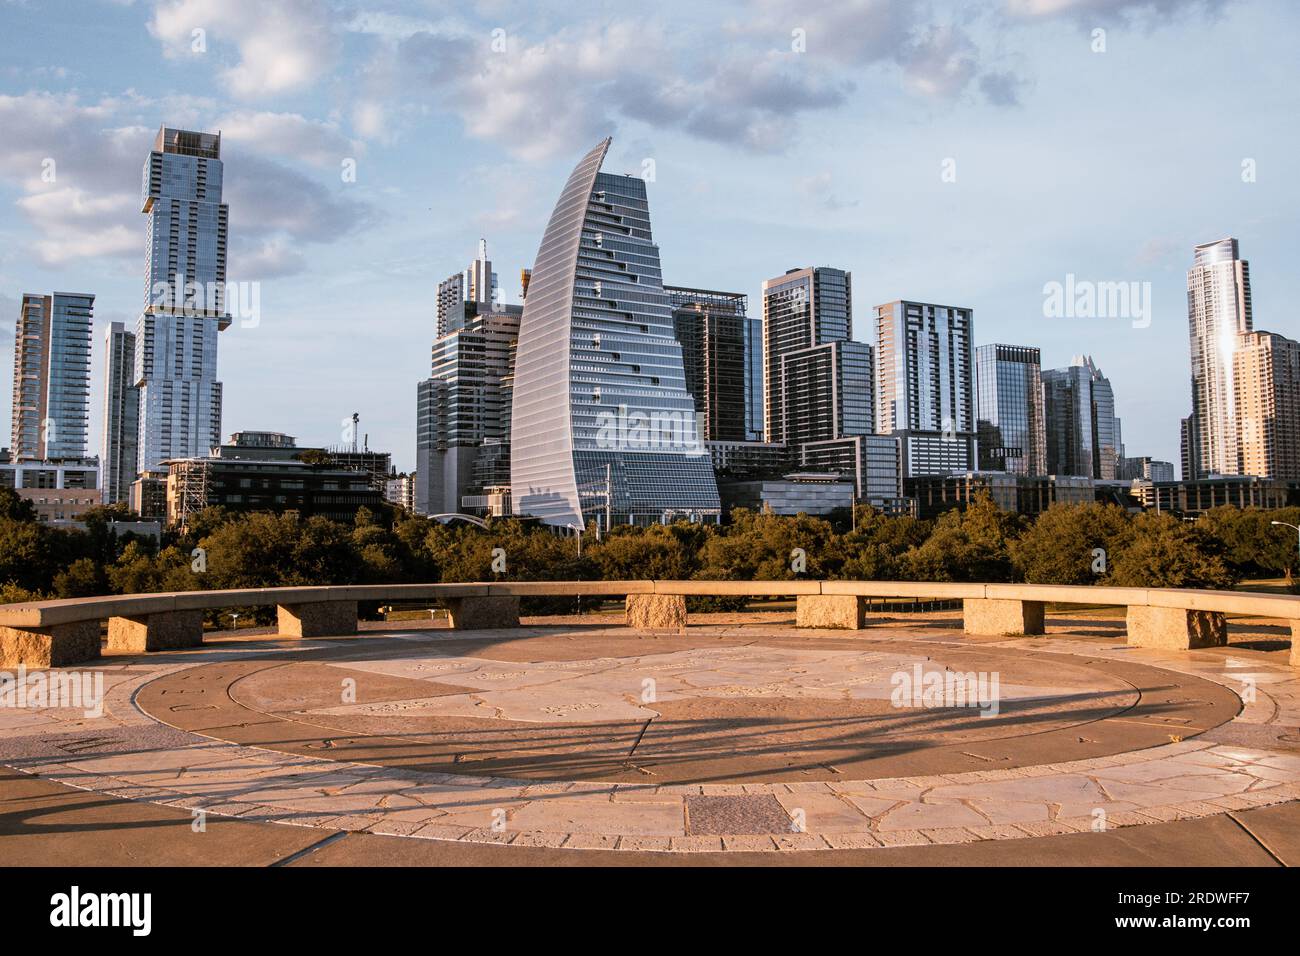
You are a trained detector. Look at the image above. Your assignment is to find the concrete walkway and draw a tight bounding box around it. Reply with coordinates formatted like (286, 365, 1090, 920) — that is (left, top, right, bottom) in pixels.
(2, 616, 1298, 864)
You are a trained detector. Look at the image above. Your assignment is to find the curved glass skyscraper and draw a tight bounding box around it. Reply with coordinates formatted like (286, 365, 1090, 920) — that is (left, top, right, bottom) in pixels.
(510, 138, 720, 529)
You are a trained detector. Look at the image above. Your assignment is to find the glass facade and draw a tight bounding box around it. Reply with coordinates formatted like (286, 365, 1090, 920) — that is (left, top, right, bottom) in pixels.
(135, 127, 229, 473)
(875, 300, 977, 477)
(10, 292, 93, 461)
(510, 138, 720, 528)
(975, 343, 1045, 476)
(667, 287, 748, 443)
(1186, 238, 1252, 478)
(417, 299, 521, 515)
(1042, 356, 1123, 479)
(761, 266, 851, 443)
(101, 321, 139, 504)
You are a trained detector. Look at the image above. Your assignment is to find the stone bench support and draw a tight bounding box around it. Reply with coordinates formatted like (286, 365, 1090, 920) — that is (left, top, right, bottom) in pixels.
(1127, 606, 1226, 650)
(796, 594, 866, 629)
(108, 610, 204, 653)
(277, 601, 358, 638)
(625, 594, 687, 630)
(964, 598, 1045, 636)
(0, 621, 101, 667)
(445, 596, 520, 630)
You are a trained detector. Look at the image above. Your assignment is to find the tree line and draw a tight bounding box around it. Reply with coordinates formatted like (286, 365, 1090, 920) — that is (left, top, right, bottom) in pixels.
(4, 488, 1300, 616)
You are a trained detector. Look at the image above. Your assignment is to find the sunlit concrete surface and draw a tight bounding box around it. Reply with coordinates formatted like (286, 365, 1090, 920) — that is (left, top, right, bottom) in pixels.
(2, 612, 1298, 864)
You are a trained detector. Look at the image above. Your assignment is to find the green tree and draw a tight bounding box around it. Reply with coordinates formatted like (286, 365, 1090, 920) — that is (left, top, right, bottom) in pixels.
(905, 493, 1021, 582)
(1010, 503, 1132, 584)
(1106, 512, 1236, 589)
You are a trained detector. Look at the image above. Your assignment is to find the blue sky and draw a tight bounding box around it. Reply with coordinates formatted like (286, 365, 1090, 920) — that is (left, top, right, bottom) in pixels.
(1, 0, 1297, 472)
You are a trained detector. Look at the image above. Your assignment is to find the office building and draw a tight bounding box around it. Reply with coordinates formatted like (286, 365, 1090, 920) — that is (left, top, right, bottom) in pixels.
(719, 473, 855, 516)
(667, 287, 748, 442)
(509, 137, 720, 528)
(101, 321, 139, 504)
(0, 456, 101, 525)
(385, 473, 416, 511)
(135, 126, 230, 475)
(164, 431, 382, 527)
(10, 292, 94, 460)
(1118, 456, 1176, 482)
(1042, 355, 1123, 480)
(875, 300, 977, 476)
(417, 242, 523, 515)
(976, 344, 1046, 476)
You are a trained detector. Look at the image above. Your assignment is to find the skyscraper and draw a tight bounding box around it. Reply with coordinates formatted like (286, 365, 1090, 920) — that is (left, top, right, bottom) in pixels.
(667, 287, 748, 443)
(436, 238, 499, 338)
(416, 293, 522, 515)
(1042, 355, 1123, 479)
(743, 315, 763, 442)
(761, 266, 851, 444)
(976, 344, 1046, 476)
(874, 300, 976, 476)
(101, 321, 139, 504)
(1186, 237, 1252, 478)
(510, 138, 719, 528)
(1234, 330, 1300, 480)
(135, 126, 230, 475)
(759, 266, 882, 495)
(10, 292, 94, 460)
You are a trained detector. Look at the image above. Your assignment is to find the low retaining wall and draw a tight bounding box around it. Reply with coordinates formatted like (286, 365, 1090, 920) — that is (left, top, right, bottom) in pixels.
(0, 581, 1295, 668)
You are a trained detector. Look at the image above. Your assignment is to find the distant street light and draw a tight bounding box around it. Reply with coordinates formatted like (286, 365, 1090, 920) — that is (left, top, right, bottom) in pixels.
(566, 523, 581, 558)
(1270, 521, 1300, 569)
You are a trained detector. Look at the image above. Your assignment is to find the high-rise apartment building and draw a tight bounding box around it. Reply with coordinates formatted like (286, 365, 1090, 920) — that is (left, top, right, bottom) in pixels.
(416, 297, 522, 515)
(874, 300, 977, 476)
(101, 321, 139, 504)
(510, 138, 719, 528)
(976, 344, 1046, 476)
(135, 126, 230, 475)
(1185, 237, 1252, 478)
(758, 266, 886, 496)
(1042, 355, 1123, 479)
(743, 316, 763, 441)
(10, 292, 94, 461)
(1234, 330, 1300, 480)
(667, 287, 748, 443)
(436, 239, 499, 338)
(761, 266, 851, 444)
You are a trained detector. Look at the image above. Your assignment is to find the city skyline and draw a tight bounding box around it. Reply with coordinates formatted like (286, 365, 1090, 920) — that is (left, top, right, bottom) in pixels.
(2, 1, 1298, 474)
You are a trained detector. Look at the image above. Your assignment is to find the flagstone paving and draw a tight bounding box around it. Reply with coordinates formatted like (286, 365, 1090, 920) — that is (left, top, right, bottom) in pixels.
(1, 620, 1298, 853)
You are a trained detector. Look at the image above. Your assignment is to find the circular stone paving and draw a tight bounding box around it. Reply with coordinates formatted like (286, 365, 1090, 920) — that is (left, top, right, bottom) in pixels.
(4, 624, 1300, 853)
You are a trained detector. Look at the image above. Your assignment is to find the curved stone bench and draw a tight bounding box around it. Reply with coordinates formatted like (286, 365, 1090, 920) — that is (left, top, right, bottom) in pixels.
(1, 580, 1297, 668)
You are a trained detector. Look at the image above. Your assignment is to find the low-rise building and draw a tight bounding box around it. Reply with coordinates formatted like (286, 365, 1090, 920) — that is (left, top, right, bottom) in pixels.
(0, 456, 101, 525)
(719, 473, 854, 516)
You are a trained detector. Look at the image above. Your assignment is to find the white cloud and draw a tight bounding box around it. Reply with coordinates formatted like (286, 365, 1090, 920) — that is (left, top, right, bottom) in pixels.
(215, 109, 357, 167)
(1004, 0, 1231, 21)
(0, 91, 374, 274)
(148, 0, 340, 97)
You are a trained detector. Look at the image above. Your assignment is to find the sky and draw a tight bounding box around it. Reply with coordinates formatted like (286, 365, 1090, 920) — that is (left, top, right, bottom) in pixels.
(0, 0, 1297, 473)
